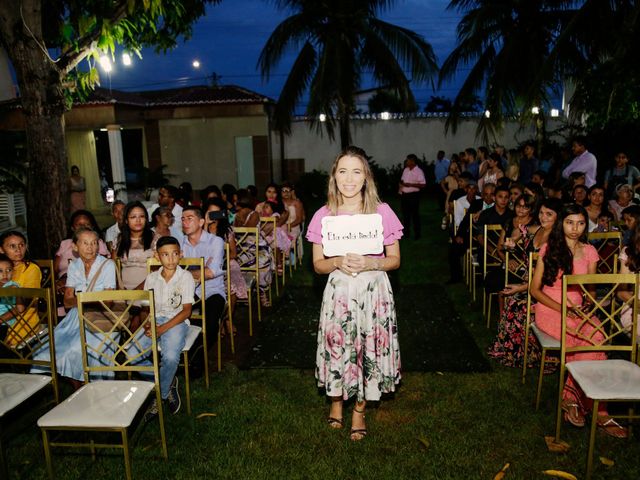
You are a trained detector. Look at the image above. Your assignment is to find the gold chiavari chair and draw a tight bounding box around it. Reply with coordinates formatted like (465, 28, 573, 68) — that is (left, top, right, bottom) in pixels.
(467, 214, 481, 298)
(34, 259, 58, 323)
(217, 242, 233, 372)
(235, 226, 261, 331)
(587, 231, 622, 274)
(286, 223, 296, 276)
(172, 257, 211, 387)
(147, 254, 222, 411)
(0, 287, 58, 478)
(260, 216, 282, 295)
(521, 252, 544, 386)
(483, 224, 503, 327)
(554, 273, 640, 479)
(38, 289, 167, 480)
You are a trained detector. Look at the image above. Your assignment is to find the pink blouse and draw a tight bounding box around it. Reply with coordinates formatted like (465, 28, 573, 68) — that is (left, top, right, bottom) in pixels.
(306, 203, 403, 255)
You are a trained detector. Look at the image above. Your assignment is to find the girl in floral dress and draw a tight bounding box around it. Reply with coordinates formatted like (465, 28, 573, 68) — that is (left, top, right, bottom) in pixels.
(306, 146, 403, 441)
(488, 198, 562, 367)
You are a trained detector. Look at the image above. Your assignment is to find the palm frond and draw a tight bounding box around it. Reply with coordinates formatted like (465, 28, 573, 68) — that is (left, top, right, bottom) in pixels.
(257, 13, 312, 79)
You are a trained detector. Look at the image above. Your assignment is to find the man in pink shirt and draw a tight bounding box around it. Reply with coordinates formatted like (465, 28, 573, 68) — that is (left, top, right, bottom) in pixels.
(562, 136, 598, 187)
(399, 154, 426, 239)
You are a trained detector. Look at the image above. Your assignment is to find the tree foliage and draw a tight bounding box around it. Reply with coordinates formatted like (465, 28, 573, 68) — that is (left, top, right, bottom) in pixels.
(442, 0, 640, 140)
(258, 0, 438, 148)
(0, 0, 218, 256)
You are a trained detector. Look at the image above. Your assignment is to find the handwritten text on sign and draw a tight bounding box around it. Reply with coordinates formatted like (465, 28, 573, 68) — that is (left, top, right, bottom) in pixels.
(321, 214, 384, 256)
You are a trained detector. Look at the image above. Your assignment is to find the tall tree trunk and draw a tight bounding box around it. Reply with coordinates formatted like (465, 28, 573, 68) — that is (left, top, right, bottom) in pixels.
(0, 1, 69, 257)
(339, 115, 351, 149)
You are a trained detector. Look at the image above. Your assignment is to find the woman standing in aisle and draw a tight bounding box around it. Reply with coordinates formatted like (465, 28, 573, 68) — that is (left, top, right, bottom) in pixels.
(306, 146, 403, 441)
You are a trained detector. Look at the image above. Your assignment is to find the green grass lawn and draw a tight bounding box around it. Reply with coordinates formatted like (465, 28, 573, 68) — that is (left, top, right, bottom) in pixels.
(5, 196, 640, 479)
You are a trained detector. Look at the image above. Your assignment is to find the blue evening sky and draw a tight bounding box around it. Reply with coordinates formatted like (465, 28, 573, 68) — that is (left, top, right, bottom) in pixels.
(106, 0, 465, 109)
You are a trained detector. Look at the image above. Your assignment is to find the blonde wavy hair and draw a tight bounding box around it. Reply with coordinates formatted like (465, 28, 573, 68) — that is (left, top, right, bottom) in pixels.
(327, 146, 381, 215)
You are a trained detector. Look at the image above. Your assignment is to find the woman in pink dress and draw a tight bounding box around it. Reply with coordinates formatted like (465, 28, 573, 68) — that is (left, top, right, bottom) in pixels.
(306, 146, 403, 441)
(530, 203, 627, 438)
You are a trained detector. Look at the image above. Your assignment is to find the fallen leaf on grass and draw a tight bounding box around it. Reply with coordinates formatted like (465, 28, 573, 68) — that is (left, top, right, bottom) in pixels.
(417, 437, 430, 450)
(541, 470, 577, 480)
(544, 436, 570, 453)
(196, 412, 218, 419)
(599, 456, 614, 466)
(493, 462, 510, 480)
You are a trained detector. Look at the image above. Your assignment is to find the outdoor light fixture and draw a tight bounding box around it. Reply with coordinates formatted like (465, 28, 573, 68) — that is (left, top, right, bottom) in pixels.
(551, 108, 560, 117)
(484, 110, 491, 118)
(531, 106, 540, 115)
(99, 55, 112, 73)
(319, 114, 327, 122)
(122, 53, 132, 66)
(192, 60, 201, 68)
(380, 111, 391, 120)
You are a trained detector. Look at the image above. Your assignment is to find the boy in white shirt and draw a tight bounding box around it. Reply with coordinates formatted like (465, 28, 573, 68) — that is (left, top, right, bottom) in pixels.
(132, 235, 195, 415)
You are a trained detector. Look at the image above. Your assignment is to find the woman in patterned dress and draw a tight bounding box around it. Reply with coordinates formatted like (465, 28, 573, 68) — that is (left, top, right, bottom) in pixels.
(306, 146, 403, 441)
(488, 198, 562, 367)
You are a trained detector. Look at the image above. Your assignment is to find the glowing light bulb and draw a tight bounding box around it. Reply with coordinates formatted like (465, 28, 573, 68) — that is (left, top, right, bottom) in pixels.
(122, 53, 132, 66)
(99, 56, 112, 73)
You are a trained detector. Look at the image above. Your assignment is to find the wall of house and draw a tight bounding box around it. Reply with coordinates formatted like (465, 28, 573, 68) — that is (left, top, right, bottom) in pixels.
(271, 116, 564, 177)
(158, 115, 270, 190)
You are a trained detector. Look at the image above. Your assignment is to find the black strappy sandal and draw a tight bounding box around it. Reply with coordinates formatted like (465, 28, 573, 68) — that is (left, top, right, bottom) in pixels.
(350, 407, 367, 441)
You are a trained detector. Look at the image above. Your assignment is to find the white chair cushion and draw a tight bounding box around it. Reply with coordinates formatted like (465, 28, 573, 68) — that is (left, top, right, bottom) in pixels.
(37, 380, 154, 428)
(183, 325, 201, 351)
(531, 323, 560, 349)
(566, 359, 640, 401)
(0, 373, 51, 417)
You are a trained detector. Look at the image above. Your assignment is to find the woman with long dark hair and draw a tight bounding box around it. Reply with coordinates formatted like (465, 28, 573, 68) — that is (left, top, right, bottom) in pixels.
(113, 201, 157, 290)
(530, 204, 627, 438)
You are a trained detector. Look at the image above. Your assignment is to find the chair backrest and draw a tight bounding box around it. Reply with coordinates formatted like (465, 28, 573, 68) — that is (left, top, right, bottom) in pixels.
(234, 226, 260, 276)
(147, 256, 207, 324)
(525, 251, 539, 323)
(504, 248, 528, 285)
(259, 216, 278, 257)
(560, 273, 638, 364)
(483, 224, 504, 275)
(34, 259, 57, 318)
(77, 289, 160, 382)
(0, 287, 58, 398)
(587, 231, 622, 274)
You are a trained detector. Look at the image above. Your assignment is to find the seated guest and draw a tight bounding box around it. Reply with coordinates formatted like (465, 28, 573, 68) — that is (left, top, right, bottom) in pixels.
(488, 198, 562, 367)
(146, 185, 183, 222)
(203, 198, 248, 334)
(452, 179, 479, 231)
(572, 184, 588, 205)
(104, 200, 125, 252)
(621, 205, 640, 246)
(261, 200, 293, 276)
(113, 201, 158, 290)
(593, 210, 615, 233)
(32, 227, 117, 389)
(151, 206, 184, 243)
(130, 236, 195, 415)
(234, 189, 273, 305)
(603, 151, 640, 198)
(0, 231, 41, 346)
(509, 183, 524, 209)
(475, 186, 513, 249)
(609, 183, 635, 221)
(202, 185, 222, 201)
(530, 204, 627, 438)
(584, 184, 607, 232)
(0, 254, 19, 338)
(181, 206, 226, 341)
(256, 183, 289, 226)
(55, 210, 109, 295)
(221, 184, 238, 218)
(617, 225, 640, 341)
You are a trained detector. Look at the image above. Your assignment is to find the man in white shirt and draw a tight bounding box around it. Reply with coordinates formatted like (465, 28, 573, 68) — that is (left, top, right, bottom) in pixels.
(147, 185, 183, 221)
(104, 200, 125, 251)
(562, 137, 598, 187)
(399, 154, 426, 240)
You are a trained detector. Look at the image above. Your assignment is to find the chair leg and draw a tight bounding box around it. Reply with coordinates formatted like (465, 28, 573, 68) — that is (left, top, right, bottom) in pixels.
(122, 430, 132, 480)
(217, 328, 222, 373)
(156, 391, 168, 460)
(485, 294, 492, 328)
(227, 305, 235, 354)
(247, 289, 253, 336)
(535, 349, 547, 411)
(183, 351, 192, 415)
(41, 429, 54, 479)
(554, 366, 566, 442)
(522, 322, 531, 385)
(585, 400, 599, 480)
(256, 285, 262, 322)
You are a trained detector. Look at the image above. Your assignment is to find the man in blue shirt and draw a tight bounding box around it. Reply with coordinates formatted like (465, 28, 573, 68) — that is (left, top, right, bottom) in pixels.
(180, 206, 226, 353)
(434, 150, 450, 211)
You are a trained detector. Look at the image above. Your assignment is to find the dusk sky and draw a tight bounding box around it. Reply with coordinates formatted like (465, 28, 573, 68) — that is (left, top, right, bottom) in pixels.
(106, 0, 465, 109)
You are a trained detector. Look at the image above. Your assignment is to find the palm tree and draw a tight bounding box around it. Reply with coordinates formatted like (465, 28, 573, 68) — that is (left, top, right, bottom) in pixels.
(439, 0, 574, 141)
(258, 0, 438, 148)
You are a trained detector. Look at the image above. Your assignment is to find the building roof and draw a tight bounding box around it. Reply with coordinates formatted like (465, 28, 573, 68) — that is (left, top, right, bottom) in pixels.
(82, 85, 273, 107)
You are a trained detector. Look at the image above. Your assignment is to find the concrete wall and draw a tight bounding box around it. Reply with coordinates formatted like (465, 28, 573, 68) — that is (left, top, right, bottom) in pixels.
(158, 115, 270, 189)
(272, 116, 563, 176)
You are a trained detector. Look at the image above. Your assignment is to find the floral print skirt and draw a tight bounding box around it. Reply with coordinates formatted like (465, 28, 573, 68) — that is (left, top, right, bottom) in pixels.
(487, 294, 541, 368)
(316, 270, 401, 402)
